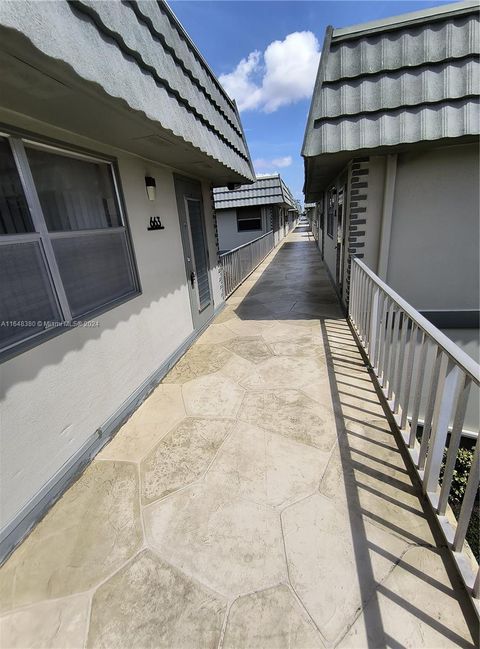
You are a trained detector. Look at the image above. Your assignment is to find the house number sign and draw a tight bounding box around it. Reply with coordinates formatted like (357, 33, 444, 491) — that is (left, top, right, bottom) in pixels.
(147, 216, 165, 231)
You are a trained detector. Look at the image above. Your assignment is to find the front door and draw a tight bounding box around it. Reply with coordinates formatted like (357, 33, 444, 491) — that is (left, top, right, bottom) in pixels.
(174, 175, 214, 330)
(335, 187, 346, 291)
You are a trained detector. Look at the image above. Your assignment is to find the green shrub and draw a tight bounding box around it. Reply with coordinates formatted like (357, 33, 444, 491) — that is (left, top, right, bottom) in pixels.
(440, 447, 474, 502)
(440, 446, 479, 561)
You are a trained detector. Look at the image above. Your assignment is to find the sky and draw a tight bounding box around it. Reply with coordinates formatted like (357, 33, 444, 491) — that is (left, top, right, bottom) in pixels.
(170, 0, 453, 203)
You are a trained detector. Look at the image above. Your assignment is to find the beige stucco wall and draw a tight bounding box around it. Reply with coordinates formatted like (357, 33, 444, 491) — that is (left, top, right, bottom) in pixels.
(386, 142, 480, 311)
(0, 109, 223, 532)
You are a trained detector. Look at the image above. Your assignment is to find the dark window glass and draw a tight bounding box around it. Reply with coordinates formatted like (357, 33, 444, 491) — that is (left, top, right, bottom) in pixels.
(26, 146, 121, 231)
(237, 206, 262, 232)
(52, 231, 136, 318)
(238, 218, 261, 231)
(0, 137, 33, 234)
(0, 241, 61, 349)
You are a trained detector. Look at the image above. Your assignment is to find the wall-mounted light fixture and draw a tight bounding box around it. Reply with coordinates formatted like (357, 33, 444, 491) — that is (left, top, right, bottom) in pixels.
(145, 176, 156, 201)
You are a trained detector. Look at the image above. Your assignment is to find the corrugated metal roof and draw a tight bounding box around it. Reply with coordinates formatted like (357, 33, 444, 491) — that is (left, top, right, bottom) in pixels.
(0, 0, 254, 181)
(303, 0, 480, 198)
(214, 174, 297, 209)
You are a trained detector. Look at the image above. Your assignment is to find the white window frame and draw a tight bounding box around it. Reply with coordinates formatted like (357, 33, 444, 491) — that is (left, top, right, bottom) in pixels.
(236, 207, 262, 233)
(0, 133, 140, 361)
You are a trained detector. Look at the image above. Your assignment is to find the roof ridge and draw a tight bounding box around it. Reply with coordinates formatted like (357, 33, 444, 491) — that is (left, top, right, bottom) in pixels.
(332, 0, 479, 41)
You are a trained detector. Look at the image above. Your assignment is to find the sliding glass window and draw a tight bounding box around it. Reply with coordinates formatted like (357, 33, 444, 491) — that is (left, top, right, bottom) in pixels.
(0, 134, 139, 359)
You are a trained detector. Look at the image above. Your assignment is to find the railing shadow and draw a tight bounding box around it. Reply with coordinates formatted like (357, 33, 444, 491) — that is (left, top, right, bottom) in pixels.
(222, 226, 478, 647)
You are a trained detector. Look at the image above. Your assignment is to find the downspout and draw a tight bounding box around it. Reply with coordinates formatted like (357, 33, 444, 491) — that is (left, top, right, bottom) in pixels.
(377, 154, 398, 281)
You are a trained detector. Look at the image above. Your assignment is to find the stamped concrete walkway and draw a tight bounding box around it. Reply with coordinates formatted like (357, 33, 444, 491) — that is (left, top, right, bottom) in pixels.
(0, 228, 477, 649)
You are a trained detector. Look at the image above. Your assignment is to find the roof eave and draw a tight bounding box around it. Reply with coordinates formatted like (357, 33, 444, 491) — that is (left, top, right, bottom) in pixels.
(332, 0, 479, 42)
(303, 133, 480, 201)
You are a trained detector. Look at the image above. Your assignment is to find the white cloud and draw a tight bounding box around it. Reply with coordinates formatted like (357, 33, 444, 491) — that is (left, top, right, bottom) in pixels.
(219, 51, 263, 112)
(254, 156, 293, 173)
(219, 32, 320, 113)
(272, 156, 293, 168)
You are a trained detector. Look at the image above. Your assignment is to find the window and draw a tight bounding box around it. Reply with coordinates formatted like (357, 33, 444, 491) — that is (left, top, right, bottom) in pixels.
(327, 187, 336, 238)
(237, 206, 262, 232)
(0, 134, 139, 359)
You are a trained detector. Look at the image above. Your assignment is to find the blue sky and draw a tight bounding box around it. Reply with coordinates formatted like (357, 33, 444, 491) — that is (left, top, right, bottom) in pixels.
(170, 1, 452, 203)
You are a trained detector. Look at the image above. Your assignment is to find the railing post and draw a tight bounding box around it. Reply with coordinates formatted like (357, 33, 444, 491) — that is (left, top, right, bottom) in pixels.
(418, 347, 443, 470)
(377, 297, 390, 385)
(393, 314, 409, 413)
(369, 287, 380, 364)
(387, 307, 401, 401)
(423, 361, 462, 495)
(400, 323, 419, 430)
(409, 331, 428, 447)
(349, 261, 357, 325)
(437, 375, 471, 515)
(452, 442, 479, 553)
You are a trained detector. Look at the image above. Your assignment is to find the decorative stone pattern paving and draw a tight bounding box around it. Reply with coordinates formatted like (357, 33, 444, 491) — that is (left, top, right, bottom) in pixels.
(87, 550, 226, 649)
(0, 462, 142, 612)
(144, 483, 287, 598)
(238, 389, 337, 451)
(141, 417, 233, 503)
(0, 229, 475, 648)
(223, 585, 322, 649)
(0, 593, 90, 649)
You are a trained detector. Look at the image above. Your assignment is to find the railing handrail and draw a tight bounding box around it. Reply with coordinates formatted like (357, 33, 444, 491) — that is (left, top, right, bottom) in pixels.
(353, 258, 480, 385)
(219, 230, 274, 258)
(349, 257, 479, 608)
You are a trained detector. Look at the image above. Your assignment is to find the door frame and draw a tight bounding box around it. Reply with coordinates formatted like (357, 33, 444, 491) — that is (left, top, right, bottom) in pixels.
(335, 186, 347, 291)
(173, 174, 214, 331)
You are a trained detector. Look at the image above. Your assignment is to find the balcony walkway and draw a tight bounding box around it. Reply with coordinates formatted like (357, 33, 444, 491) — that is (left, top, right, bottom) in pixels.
(1, 228, 477, 649)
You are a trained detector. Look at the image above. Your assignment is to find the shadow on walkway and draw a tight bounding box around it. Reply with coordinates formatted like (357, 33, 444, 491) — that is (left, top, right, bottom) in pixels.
(222, 225, 478, 647)
(0, 226, 477, 649)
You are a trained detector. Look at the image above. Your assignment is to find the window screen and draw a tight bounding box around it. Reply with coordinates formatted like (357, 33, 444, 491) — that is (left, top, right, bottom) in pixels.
(0, 137, 32, 234)
(27, 144, 138, 319)
(0, 241, 61, 349)
(52, 231, 136, 318)
(26, 146, 121, 231)
(0, 135, 139, 358)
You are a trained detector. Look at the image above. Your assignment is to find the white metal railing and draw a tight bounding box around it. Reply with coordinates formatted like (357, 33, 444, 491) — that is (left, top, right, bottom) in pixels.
(220, 230, 275, 297)
(349, 258, 480, 608)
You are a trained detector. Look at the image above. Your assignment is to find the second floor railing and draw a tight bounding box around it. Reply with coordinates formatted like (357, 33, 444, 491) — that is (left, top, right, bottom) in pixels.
(349, 257, 479, 610)
(220, 230, 275, 297)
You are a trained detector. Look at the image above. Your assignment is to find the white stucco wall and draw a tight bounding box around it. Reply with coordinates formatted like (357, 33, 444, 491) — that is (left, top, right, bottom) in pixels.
(217, 207, 268, 252)
(387, 142, 480, 311)
(0, 111, 223, 532)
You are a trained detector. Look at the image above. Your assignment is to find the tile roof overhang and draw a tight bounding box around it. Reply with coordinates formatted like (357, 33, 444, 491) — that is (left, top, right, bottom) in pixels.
(213, 174, 297, 210)
(0, 0, 255, 185)
(302, 1, 480, 201)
